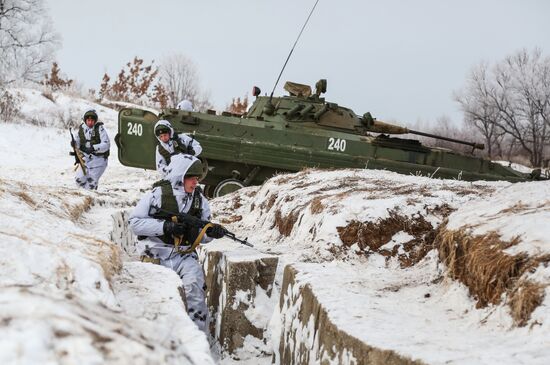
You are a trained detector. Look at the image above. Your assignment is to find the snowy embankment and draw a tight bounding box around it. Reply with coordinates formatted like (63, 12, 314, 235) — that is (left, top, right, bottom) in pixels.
(212, 168, 550, 364)
(2, 87, 549, 364)
(0, 88, 214, 364)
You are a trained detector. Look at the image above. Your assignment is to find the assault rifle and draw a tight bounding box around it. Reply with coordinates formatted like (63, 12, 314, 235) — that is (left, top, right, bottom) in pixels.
(69, 129, 87, 174)
(157, 208, 254, 247)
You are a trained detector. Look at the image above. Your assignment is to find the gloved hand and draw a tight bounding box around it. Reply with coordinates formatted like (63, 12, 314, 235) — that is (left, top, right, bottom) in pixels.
(70, 140, 76, 148)
(81, 145, 95, 154)
(163, 221, 187, 236)
(186, 145, 195, 155)
(207, 224, 226, 239)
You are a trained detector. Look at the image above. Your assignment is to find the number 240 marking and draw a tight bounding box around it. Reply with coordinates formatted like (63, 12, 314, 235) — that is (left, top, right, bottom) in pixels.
(327, 137, 346, 152)
(127, 122, 143, 136)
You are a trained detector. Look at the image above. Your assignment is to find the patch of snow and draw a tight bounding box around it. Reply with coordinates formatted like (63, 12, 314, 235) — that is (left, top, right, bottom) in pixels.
(446, 181, 550, 256)
(0, 89, 214, 363)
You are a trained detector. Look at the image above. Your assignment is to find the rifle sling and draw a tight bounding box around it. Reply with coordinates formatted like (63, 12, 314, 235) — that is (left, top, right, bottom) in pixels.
(173, 218, 213, 255)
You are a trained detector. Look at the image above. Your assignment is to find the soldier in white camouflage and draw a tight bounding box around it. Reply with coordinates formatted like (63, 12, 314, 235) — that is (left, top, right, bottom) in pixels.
(129, 154, 225, 332)
(154, 119, 202, 178)
(71, 110, 110, 190)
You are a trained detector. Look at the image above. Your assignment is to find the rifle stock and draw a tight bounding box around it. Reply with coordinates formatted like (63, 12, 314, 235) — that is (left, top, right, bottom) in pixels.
(69, 129, 87, 174)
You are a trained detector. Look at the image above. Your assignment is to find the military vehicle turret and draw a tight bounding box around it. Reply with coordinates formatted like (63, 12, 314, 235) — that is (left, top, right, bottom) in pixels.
(115, 79, 545, 197)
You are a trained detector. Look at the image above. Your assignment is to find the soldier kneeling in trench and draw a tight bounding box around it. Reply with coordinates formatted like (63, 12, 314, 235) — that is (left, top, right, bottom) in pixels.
(128, 154, 225, 331)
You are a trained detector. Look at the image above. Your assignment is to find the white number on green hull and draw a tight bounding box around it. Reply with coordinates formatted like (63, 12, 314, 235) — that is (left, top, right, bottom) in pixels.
(327, 137, 347, 152)
(127, 122, 143, 136)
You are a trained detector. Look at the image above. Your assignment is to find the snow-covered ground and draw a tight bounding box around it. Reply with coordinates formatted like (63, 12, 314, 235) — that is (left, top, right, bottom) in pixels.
(1, 88, 549, 364)
(0, 88, 214, 364)
(209, 168, 550, 364)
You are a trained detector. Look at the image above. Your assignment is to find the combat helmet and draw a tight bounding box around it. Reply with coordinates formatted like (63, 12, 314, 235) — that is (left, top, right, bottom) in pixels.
(185, 159, 207, 181)
(83, 110, 98, 122)
(154, 120, 172, 137)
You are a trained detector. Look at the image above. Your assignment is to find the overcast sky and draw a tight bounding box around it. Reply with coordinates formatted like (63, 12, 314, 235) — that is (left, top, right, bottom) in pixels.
(46, 0, 550, 126)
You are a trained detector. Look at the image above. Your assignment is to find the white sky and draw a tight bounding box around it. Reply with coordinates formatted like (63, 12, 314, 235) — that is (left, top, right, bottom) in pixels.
(46, 0, 550, 126)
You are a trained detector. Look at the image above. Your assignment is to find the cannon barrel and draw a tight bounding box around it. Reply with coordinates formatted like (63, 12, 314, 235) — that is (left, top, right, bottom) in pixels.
(408, 129, 485, 150)
(361, 113, 485, 151)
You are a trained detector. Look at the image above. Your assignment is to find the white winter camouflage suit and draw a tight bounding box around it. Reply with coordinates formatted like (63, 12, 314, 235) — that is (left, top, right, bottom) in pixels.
(73, 122, 110, 190)
(154, 120, 203, 179)
(129, 155, 212, 332)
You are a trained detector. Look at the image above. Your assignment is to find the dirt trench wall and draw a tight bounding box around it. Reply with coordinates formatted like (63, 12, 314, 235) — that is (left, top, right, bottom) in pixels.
(277, 265, 425, 365)
(204, 247, 279, 354)
(110, 210, 423, 363)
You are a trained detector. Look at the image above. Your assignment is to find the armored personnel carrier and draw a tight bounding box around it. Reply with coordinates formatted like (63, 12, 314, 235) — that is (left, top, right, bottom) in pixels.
(115, 79, 544, 197)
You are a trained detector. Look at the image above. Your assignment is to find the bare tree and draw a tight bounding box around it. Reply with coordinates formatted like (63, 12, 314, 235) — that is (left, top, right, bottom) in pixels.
(159, 54, 212, 111)
(454, 63, 505, 158)
(456, 49, 550, 166)
(0, 0, 60, 87)
(413, 115, 479, 154)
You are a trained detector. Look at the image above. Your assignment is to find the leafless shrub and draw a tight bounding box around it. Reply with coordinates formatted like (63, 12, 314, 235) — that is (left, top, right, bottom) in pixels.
(0, 90, 22, 122)
(27, 116, 46, 127)
(41, 90, 55, 103)
(55, 107, 81, 129)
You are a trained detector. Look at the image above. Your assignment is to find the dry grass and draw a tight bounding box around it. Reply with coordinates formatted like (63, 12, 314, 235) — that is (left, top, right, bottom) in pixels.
(14, 190, 36, 207)
(98, 242, 122, 282)
(424, 203, 455, 218)
(309, 196, 325, 214)
(260, 193, 277, 212)
(67, 196, 94, 222)
(509, 280, 546, 326)
(273, 209, 300, 237)
(232, 196, 242, 209)
(436, 227, 550, 326)
(69, 233, 122, 283)
(437, 230, 526, 307)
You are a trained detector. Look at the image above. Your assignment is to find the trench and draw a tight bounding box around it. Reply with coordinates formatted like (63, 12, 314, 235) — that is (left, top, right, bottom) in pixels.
(110, 209, 423, 365)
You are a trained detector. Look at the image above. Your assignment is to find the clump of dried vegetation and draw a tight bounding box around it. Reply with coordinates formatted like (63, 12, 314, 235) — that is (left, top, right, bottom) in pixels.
(66, 196, 94, 222)
(70, 233, 122, 283)
(337, 210, 436, 267)
(309, 196, 325, 214)
(259, 193, 277, 212)
(337, 209, 549, 326)
(14, 190, 36, 207)
(436, 227, 550, 326)
(273, 209, 300, 237)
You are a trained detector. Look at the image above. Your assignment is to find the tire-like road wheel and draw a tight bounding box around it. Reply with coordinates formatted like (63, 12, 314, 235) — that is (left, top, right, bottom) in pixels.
(213, 178, 245, 198)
